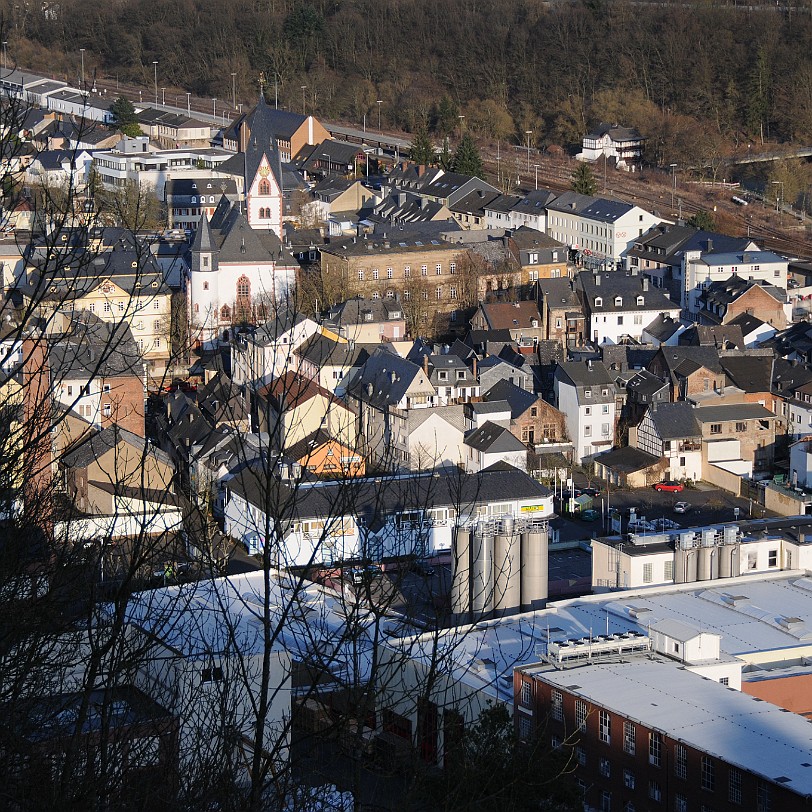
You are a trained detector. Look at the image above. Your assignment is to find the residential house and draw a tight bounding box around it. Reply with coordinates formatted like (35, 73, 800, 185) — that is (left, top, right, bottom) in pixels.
(464, 400, 512, 430)
(476, 355, 534, 395)
(402, 406, 467, 470)
(257, 372, 357, 451)
(678, 323, 745, 349)
(577, 271, 680, 345)
(771, 359, 812, 434)
(482, 378, 567, 448)
(470, 301, 544, 347)
(307, 177, 378, 233)
(641, 312, 685, 346)
(61, 425, 175, 515)
(418, 172, 499, 209)
(630, 401, 702, 481)
(695, 276, 788, 328)
(422, 353, 479, 405)
(484, 189, 558, 232)
(624, 368, 670, 424)
(508, 226, 568, 286)
(323, 296, 406, 343)
(135, 107, 212, 148)
(578, 122, 645, 168)
(25, 148, 93, 191)
(294, 138, 363, 178)
(195, 372, 251, 432)
(294, 332, 375, 396)
(165, 177, 239, 232)
(535, 277, 586, 349)
(448, 189, 502, 230)
(546, 192, 663, 268)
(789, 436, 812, 488)
(648, 346, 727, 401)
(593, 445, 664, 488)
(285, 429, 365, 478)
(554, 360, 617, 462)
(464, 421, 528, 473)
(727, 312, 776, 348)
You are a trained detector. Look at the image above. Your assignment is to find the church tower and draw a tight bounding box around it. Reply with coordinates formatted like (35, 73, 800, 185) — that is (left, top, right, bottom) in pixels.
(188, 214, 220, 343)
(244, 93, 284, 238)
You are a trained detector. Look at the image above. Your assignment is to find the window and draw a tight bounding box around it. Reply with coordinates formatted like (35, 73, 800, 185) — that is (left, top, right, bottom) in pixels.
(595, 296, 603, 307)
(636, 295, 644, 305)
(450, 286, 457, 299)
(757, 781, 771, 812)
(436, 263, 442, 275)
(614, 296, 623, 306)
(202, 666, 224, 683)
(649, 780, 662, 802)
(89, 303, 95, 312)
(575, 700, 587, 729)
(576, 745, 586, 765)
(372, 269, 379, 280)
(735, 421, 747, 432)
(729, 767, 742, 804)
(404, 290, 410, 300)
(203, 281, 209, 290)
(103, 403, 111, 417)
(404, 266, 411, 277)
(436, 286, 442, 300)
(623, 769, 635, 789)
(701, 756, 715, 792)
(518, 714, 532, 741)
(643, 563, 653, 583)
(768, 549, 778, 567)
(520, 681, 531, 706)
(602, 404, 609, 414)
(599, 709, 610, 744)
(624, 805, 635, 812)
(675, 743, 687, 779)
(258, 179, 270, 195)
(584, 425, 592, 437)
(624, 721, 636, 754)
(118, 302, 124, 312)
(103, 384, 111, 393)
(154, 300, 160, 310)
(634, 314, 643, 325)
(675, 795, 688, 812)
(600, 757, 611, 778)
(601, 791, 612, 812)
(584, 406, 592, 416)
(531, 406, 538, 417)
(617, 315, 624, 326)
(664, 560, 674, 580)
(710, 423, 722, 434)
(104, 301, 111, 313)
(421, 265, 428, 276)
(585, 389, 592, 398)
(649, 732, 662, 767)
(450, 262, 456, 274)
(358, 270, 365, 281)
(551, 690, 563, 721)
(386, 267, 393, 278)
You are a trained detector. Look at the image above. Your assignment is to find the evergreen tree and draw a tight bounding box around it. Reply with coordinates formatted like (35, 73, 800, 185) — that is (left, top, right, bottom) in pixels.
(409, 126, 435, 166)
(438, 137, 453, 171)
(452, 133, 484, 179)
(688, 209, 716, 231)
(433, 95, 460, 136)
(108, 97, 142, 138)
(571, 162, 597, 195)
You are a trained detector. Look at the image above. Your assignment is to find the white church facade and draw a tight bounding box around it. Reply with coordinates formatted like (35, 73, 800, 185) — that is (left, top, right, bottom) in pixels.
(186, 94, 299, 346)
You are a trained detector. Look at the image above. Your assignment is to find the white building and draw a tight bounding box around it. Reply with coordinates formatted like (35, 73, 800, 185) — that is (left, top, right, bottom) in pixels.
(546, 192, 664, 268)
(630, 401, 703, 482)
(554, 360, 616, 463)
(577, 123, 645, 168)
(224, 463, 554, 563)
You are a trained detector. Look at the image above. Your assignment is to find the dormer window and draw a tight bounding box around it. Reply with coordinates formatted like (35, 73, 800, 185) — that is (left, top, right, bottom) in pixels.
(614, 296, 623, 306)
(594, 296, 603, 307)
(636, 295, 644, 305)
(191, 196, 197, 203)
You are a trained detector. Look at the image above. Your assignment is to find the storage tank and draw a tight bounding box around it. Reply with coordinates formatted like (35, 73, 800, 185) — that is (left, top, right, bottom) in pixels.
(493, 527, 521, 617)
(674, 550, 687, 584)
(686, 548, 698, 582)
(470, 526, 494, 618)
(698, 545, 714, 581)
(451, 528, 471, 620)
(521, 529, 548, 610)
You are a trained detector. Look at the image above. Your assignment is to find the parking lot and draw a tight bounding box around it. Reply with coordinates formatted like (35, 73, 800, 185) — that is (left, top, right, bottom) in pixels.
(553, 483, 771, 543)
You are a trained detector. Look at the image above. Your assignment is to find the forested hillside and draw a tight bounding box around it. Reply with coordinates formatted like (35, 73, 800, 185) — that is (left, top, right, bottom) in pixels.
(4, 0, 812, 160)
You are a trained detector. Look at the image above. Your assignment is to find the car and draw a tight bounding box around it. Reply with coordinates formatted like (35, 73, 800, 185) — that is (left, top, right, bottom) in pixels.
(628, 519, 656, 533)
(654, 480, 684, 493)
(580, 509, 600, 522)
(673, 501, 691, 514)
(581, 487, 600, 498)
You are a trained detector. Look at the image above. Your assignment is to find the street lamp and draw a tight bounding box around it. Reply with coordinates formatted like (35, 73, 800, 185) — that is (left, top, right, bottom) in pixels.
(79, 48, 85, 88)
(525, 130, 533, 172)
(376, 99, 383, 131)
(152, 60, 158, 106)
(161, 87, 165, 106)
(533, 163, 540, 190)
(231, 72, 237, 109)
(669, 163, 678, 211)
(186, 92, 191, 115)
(458, 114, 465, 138)
(212, 98, 217, 118)
(301, 85, 307, 114)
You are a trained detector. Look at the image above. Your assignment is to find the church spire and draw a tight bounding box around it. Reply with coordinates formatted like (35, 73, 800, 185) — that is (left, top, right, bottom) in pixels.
(191, 213, 216, 254)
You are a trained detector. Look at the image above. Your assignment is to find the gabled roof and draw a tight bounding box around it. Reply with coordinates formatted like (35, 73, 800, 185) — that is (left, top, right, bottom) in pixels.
(594, 445, 660, 473)
(556, 360, 614, 388)
(295, 333, 375, 369)
(348, 347, 433, 409)
(243, 93, 284, 191)
(479, 301, 541, 331)
(643, 313, 683, 342)
(693, 403, 775, 423)
(585, 123, 643, 143)
(465, 421, 527, 453)
(62, 425, 172, 470)
(483, 378, 538, 419)
(648, 401, 700, 440)
(678, 324, 744, 349)
(326, 295, 404, 327)
(626, 369, 668, 397)
(656, 346, 724, 377)
(578, 271, 679, 313)
(772, 358, 812, 396)
(261, 372, 348, 412)
(727, 312, 767, 337)
(719, 355, 774, 393)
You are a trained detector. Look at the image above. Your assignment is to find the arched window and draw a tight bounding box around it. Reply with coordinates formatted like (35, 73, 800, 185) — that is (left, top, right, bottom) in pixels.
(594, 296, 603, 307)
(258, 179, 270, 196)
(236, 275, 251, 301)
(220, 304, 231, 321)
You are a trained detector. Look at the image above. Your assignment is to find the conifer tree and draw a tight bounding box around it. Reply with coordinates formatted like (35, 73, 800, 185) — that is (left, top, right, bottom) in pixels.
(409, 126, 435, 166)
(452, 133, 484, 179)
(571, 162, 597, 195)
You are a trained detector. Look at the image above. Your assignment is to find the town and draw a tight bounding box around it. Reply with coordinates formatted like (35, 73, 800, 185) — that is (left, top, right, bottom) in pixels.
(3, 52, 812, 812)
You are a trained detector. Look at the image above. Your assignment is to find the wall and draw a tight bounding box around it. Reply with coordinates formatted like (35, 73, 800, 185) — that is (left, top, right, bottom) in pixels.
(764, 483, 809, 517)
(742, 673, 812, 718)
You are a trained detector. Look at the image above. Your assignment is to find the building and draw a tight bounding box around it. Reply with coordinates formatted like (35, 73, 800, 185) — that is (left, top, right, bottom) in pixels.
(470, 301, 544, 347)
(165, 177, 239, 232)
(135, 107, 212, 148)
(554, 360, 617, 463)
(464, 421, 528, 472)
(482, 378, 567, 448)
(630, 401, 702, 481)
(535, 277, 586, 349)
(577, 271, 681, 345)
(578, 122, 645, 168)
(323, 296, 406, 343)
(696, 275, 788, 328)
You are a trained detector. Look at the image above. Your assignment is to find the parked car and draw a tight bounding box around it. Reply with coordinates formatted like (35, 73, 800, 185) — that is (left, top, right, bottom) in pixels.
(581, 487, 600, 498)
(628, 519, 656, 533)
(654, 480, 684, 493)
(673, 501, 691, 514)
(580, 509, 600, 522)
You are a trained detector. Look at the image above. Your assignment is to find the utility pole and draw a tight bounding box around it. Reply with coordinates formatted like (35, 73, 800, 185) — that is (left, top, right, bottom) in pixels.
(301, 85, 307, 115)
(231, 72, 237, 109)
(79, 48, 85, 89)
(525, 130, 533, 173)
(152, 60, 158, 106)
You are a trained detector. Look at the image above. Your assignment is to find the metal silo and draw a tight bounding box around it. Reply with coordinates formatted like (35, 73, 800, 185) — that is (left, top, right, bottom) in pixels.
(493, 521, 521, 617)
(521, 529, 548, 610)
(451, 527, 471, 620)
(470, 525, 494, 618)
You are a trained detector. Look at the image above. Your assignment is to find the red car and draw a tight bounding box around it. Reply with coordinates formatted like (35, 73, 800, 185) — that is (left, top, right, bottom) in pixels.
(654, 481, 684, 493)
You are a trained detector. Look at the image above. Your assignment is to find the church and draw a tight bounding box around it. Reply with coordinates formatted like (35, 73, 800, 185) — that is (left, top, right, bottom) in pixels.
(187, 93, 299, 346)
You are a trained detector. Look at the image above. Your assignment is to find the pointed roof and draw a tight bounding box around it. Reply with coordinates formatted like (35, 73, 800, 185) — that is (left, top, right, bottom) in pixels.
(244, 93, 284, 191)
(191, 213, 216, 254)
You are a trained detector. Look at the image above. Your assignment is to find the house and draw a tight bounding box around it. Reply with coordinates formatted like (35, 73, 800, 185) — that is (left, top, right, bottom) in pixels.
(578, 122, 645, 168)
(418, 171, 499, 209)
(222, 101, 330, 163)
(577, 271, 680, 345)
(323, 296, 406, 343)
(230, 311, 320, 386)
(470, 301, 544, 347)
(695, 276, 788, 328)
(448, 188, 502, 230)
(464, 399, 512, 430)
(681, 247, 788, 313)
(195, 372, 251, 432)
(641, 313, 685, 346)
(257, 372, 357, 452)
(224, 461, 553, 562)
(677, 322, 745, 349)
(295, 138, 364, 179)
(135, 107, 212, 148)
(464, 421, 528, 472)
(630, 401, 702, 481)
(554, 360, 617, 463)
(476, 354, 534, 395)
(625, 369, 670, 415)
(484, 189, 558, 233)
(727, 312, 776, 348)
(508, 226, 569, 288)
(535, 277, 586, 349)
(307, 177, 377, 229)
(401, 406, 468, 470)
(789, 436, 812, 488)
(366, 188, 454, 227)
(285, 429, 365, 478)
(648, 346, 726, 401)
(294, 332, 375, 396)
(165, 177, 239, 232)
(61, 425, 175, 515)
(421, 353, 479, 405)
(786, 380, 812, 439)
(25, 148, 93, 190)
(593, 445, 664, 488)
(482, 378, 567, 448)
(546, 192, 663, 267)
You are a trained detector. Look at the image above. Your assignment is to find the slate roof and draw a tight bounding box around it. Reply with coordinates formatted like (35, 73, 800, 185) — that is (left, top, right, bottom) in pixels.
(537, 277, 581, 309)
(678, 324, 744, 349)
(510, 226, 563, 251)
(656, 346, 724, 377)
(296, 139, 362, 170)
(585, 123, 643, 143)
(285, 429, 351, 464)
(295, 333, 375, 369)
(464, 421, 527, 453)
(643, 313, 683, 343)
(648, 401, 700, 440)
(727, 312, 767, 337)
(407, 404, 466, 433)
(693, 404, 776, 423)
(627, 369, 668, 398)
(449, 189, 502, 217)
(225, 102, 308, 143)
(720, 355, 774, 394)
(772, 359, 812, 395)
(483, 378, 538, 418)
(166, 177, 238, 201)
(578, 271, 679, 313)
(348, 347, 432, 410)
(62, 425, 172, 470)
(325, 295, 404, 327)
(227, 462, 549, 526)
(556, 360, 614, 388)
(594, 445, 660, 473)
(243, 93, 284, 192)
(509, 189, 558, 215)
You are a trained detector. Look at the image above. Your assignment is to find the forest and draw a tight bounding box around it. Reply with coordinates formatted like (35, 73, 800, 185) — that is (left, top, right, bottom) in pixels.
(3, 0, 812, 165)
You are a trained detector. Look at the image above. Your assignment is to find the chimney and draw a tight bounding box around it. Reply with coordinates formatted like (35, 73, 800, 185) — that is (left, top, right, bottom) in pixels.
(595, 273, 601, 286)
(423, 354, 430, 375)
(642, 277, 649, 292)
(398, 192, 406, 207)
(472, 356, 478, 378)
(706, 238, 713, 253)
(390, 370, 397, 383)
